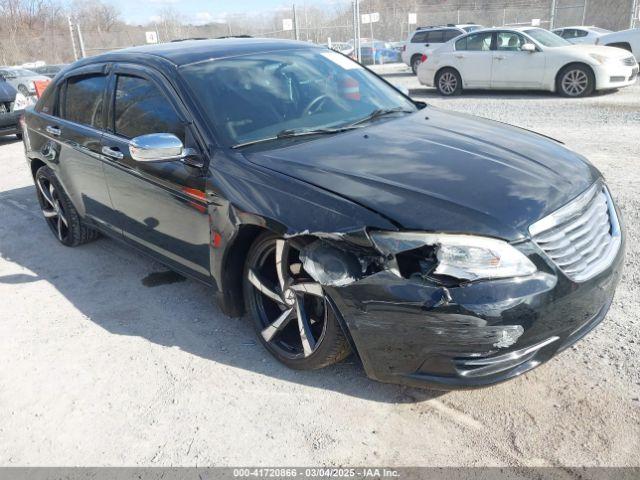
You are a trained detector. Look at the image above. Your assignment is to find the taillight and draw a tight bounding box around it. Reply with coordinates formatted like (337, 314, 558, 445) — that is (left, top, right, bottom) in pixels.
(421, 54, 428, 63)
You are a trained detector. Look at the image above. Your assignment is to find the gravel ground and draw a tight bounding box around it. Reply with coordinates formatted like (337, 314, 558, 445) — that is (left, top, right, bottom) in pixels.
(0, 66, 638, 468)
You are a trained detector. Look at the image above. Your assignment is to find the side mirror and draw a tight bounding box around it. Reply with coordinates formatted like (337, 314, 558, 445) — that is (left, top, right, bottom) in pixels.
(393, 83, 410, 96)
(129, 133, 196, 163)
(522, 43, 537, 53)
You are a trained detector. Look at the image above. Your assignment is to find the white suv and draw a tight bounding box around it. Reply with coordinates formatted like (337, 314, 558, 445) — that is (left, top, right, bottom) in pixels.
(401, 24, 483, 74)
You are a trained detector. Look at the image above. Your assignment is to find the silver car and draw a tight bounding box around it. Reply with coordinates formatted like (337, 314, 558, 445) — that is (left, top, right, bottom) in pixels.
(0, 67, 49, 96)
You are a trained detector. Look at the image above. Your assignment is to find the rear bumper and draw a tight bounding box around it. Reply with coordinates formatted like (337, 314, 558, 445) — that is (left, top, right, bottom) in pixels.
(0, 111, 21, 136)
(328, 236, 624, 390)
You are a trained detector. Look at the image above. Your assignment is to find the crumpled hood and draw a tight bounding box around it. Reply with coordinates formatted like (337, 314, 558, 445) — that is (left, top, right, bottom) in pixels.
(245, 108, 600, 241)
(0, 81, 16, 103)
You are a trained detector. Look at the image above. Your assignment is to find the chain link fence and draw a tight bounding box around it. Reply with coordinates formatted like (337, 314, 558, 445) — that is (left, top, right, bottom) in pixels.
(1, 0, 638, 66)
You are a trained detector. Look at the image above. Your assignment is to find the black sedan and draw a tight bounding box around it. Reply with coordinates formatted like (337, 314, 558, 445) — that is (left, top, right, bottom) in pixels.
(22, 39, 624, 389)
(0, 76, 29, 139)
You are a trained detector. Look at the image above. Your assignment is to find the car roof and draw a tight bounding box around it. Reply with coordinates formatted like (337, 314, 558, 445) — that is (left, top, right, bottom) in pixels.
(92, 38, 320, 67)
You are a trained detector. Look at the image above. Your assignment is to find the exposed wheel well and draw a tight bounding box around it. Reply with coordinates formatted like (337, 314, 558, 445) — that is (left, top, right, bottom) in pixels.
(218, 224, 268, 317)
(605, 42, 632, 52)
(30, 159, 46, 179)
(555, 62, 595, 91)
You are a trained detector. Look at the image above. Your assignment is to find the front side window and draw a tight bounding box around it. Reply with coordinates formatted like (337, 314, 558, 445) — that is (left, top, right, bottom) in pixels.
(114, 75, 184, 141)
(456, 32, 493, 51)
(496, 32, 526, 51)
(180, 48, 415, 148)
(63, 74, 106, 129)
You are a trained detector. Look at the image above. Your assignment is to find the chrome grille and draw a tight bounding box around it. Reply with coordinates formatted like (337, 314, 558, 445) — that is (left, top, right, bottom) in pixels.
(529, 182, 621, 282)
(623, 56, 637, 66)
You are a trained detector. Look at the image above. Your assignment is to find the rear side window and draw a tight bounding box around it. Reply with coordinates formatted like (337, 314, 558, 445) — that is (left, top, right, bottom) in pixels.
(36, 83, 57, 115)
(426, 30, 444, 43)
(443, 29, 461, 41)
(114, 75, 184, 141)
(455, 32, 493, 51)
(63, 75, 106, 129)
(411, 31, 428, 43)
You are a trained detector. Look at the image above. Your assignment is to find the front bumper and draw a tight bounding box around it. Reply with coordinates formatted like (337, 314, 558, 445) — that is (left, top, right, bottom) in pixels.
(327, 237, 624, 390)
(0, 111, 21, 136)
(593, 62, 639, 90)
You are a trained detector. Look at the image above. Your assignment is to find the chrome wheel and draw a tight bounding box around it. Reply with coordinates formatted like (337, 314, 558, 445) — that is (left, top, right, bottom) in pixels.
(37, 175, 69, 242)
(248, 239, 329, 358)
(438, 71, 458, 95)
(561, 69, 589, 96)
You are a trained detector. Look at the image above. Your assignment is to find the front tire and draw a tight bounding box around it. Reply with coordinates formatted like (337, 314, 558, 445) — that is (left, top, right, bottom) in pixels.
(557, 64, 594, 97)
(243, 232, 351, 370)
(34, 166, 99, 247)
(435, 68, 463, 96)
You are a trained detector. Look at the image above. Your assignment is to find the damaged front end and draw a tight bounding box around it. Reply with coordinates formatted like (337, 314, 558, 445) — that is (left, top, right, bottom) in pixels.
(287, 228, 622, 389)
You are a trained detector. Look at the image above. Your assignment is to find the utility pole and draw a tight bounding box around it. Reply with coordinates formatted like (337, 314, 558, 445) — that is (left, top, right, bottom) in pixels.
(293, 4, 300, 41)
(631, 0, 638, 28)
(67, 16, 78, 61)
(76, 20, 86, 58)
(352, 0, 361, 63)
(581, 0, 588, 25)
(549, 0, 557, 30)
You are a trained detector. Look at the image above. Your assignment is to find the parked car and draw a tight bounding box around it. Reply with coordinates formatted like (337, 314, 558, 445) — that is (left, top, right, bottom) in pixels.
(359, 41, 402, 65)
(552, 26, 612, 45)
(402, 24, 483, 74)
(595, 28, 640, 61)
(418, 27, 639, 96)
(324, 42, 355, 57)
(32, 64, 67, 79)
(23, 38, 624, 389)
(0, 67, 50, 96)
(0, 76, 32, 139)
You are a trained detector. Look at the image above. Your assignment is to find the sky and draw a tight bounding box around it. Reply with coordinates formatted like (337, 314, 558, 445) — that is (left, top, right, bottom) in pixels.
(109, 0, 338, 26)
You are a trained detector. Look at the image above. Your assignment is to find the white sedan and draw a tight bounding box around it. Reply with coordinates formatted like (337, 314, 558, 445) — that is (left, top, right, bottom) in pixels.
(417, 27, 639, 97)
(552, 26, 611, 45)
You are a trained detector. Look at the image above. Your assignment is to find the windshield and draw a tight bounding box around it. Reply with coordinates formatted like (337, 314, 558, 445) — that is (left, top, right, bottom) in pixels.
(180, 48, 416, 148)
(523, 28, 571, 47)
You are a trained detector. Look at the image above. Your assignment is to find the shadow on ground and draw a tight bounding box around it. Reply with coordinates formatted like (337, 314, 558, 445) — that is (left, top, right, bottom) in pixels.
(0, 184, 444, 404)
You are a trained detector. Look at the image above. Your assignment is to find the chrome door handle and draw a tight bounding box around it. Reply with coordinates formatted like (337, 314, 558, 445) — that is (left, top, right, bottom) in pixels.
(101, 146, 124, 160)
(455, 54, 465, 59)
(45, 125, 61, 136)
(494, 55, 506, 60)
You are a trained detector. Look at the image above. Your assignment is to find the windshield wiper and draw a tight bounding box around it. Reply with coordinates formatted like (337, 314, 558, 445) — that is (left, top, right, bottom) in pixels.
(231, 125, 360, 149)
(348, 107, 414, 127)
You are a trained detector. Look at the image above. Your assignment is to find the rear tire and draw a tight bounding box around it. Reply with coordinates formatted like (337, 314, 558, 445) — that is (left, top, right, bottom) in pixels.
(557, 64, 595, 97)
(15, 133, 22, 140)
(435, 68, 463, 96)
(410, 55, 422, 75)
(243, 232, 351, 370)
(34, 166, 99, 247)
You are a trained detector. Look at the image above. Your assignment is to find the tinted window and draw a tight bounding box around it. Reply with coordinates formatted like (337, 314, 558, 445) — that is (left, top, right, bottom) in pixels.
(443, 29, 461, 41)
(456, 32, 493, 51)
(36, 82, 57, 115)
(496, 32, 526, 51)
(575, 29, 588, 37)
(114, 75, 184, 141)
(411, 31, 428, 43)
(426, 30, 444, 43)
(562, 29, 577, 38)
(63, 75, 106, 128)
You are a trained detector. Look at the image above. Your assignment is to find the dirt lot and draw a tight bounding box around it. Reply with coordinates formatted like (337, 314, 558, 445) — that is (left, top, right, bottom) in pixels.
(0, 66, 639, 468)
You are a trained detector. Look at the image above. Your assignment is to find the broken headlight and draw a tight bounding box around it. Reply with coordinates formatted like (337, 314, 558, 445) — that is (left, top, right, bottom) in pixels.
(369, 231, 536, 282)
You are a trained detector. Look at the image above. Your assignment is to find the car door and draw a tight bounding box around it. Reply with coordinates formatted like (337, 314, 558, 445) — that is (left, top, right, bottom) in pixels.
(28, 65, 116, 229)
(100, 64, 211, 281)
(491, 31, 546, 88)
(452, 31, 494, 87)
